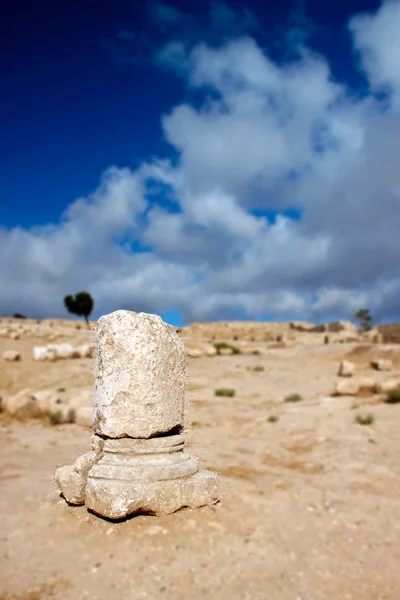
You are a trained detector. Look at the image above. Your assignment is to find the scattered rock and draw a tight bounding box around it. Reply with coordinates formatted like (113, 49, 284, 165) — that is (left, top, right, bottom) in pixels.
(33, 342, 93, 361)
(334, 379, 359, 396)
(204, 345, 217, 357)
(76, 344, 94, 358)
(357, 377, 376, 393)
(48, 343, 80, 359)
(338, 360, 355, 377)
(219, 348, 233, 356)
(2, 389, 41, 419)
(68, 388, 93, 409)
(371, 359, 392, 372)
(33, 390, 64, 413)
(3, 350, 21, 362)
(75, 406, 93, 427)
(374, 379, 400, 394)
(186, 348, 204, 358)
(45, 405, 76, 425)
(33, 346, 57, 362)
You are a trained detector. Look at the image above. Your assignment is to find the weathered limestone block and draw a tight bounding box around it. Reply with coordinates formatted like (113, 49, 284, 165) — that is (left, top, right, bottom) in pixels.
(186, 347, 204, 358)
(33, 390, 63, 412)
(68, 388, 93, 410)
(93, 311, 185, 439)
(3, 350, 21, 361)
(204, 345, 217, 357)
(371, 359, 392, 372)
(33, 346, 57, 362)
(55, 310, 219, 520)
(334, 376, 376, 396)
(2, 389, 42, 419)
(76, 344, 94, 358)
(374, 379, 400, 394)
(48, 343, 80, 359)
(338, 360, 355, 377)
(75, 406, 93, 427)
(219, 348, 233, 356)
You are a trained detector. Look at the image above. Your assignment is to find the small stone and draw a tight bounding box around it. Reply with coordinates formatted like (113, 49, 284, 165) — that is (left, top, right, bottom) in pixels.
(2, 389, 41, 419)
(219, 348, 232, 356)
(204, 345, 217, 357)
(33, 346, 57, 362)
(207, 521, 224, 532)
(76, 344, 94, 358)
(68, 389, 93, 409)
(75, 406, 93, 428)
(271, 480, 286, 488)
(371, 359, 392, 371)
(147, 525, 168, 536)
(374, 379, 400, 394)
(186, 348, 204, 358)
(338, 360, 355, 377)
(48, 343, 80, 359)
(2, 350, 21, 362)
(334, 379, 360, 396)
(54, 449, 102, 505)
(358, 377, 376, 392)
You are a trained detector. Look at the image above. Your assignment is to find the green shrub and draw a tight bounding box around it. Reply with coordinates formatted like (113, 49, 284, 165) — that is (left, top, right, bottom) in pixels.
(253, 365, 264, 372)
(355, 413, 375, 425)
(57, 387, 66, 393)
(45, 410, 63, 425)
(386, 387, 400, 404)
(284, 393, 303, 403)
(268, 415, 279, 423)
(213, 342, 241, 355)
(215, 388, 236, 397)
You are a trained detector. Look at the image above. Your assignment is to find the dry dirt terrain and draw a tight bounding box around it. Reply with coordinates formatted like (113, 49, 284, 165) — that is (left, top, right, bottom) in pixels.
(1, 321, 400, 599)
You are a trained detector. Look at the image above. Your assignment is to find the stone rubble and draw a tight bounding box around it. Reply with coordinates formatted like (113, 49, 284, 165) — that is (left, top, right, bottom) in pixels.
(33, 343, 94, 361)
(2, 350, 21, 362)
(338, 360, 355, 377)
(0, 387, 93, 424)
(55, 310, 220, 519)
(371, 359, 393, 371)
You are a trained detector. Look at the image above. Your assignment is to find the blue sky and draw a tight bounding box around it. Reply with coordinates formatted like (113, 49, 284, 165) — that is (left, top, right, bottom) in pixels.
(2, 0, 377, 228)
(1, 0, 400, 326)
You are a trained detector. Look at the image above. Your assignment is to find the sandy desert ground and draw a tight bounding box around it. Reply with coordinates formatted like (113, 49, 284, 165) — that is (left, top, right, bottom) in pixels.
(1, 321, 400, 599)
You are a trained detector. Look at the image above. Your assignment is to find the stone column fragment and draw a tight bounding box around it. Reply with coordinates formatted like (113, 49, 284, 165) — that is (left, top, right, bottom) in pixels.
(93, 311, 185, 438)
(55, 310, 220, 519)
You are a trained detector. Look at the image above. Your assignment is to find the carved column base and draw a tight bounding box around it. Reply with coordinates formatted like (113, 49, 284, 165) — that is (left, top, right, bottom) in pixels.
(55, 434, 220, 519)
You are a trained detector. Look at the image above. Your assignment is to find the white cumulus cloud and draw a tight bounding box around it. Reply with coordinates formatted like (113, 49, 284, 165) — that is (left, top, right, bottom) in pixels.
(2, 0, 400, 325)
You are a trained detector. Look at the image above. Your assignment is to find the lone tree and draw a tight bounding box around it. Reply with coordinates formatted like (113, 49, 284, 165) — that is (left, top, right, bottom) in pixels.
(355, 308, 374, 333)
(64, 292, 94, 328)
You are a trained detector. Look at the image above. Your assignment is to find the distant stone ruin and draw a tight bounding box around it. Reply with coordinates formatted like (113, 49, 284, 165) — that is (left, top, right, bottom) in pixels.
(55, 310, 220, 520)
